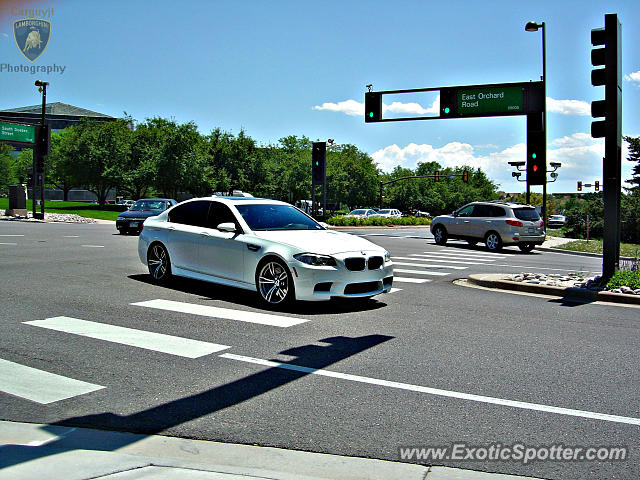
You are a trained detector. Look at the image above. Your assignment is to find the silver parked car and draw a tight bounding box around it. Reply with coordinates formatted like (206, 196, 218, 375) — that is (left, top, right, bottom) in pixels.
(429, 201, 546, 252)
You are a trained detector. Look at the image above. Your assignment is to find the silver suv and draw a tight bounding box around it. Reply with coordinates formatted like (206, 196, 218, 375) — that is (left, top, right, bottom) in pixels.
(429, 201, 545, 252)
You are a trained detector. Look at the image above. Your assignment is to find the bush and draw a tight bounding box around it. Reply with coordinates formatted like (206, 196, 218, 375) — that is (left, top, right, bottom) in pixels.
(327, 216, 431, 227)
(607, 270, 640, 290)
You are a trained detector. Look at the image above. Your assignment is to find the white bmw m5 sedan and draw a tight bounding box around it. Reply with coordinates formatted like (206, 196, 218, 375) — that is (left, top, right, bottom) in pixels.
(138, 197, 394, 305)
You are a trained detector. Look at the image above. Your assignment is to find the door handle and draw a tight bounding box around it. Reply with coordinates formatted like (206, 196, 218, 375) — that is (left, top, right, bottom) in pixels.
(247, 244, 260, 252)
(199, 231, 210, 237)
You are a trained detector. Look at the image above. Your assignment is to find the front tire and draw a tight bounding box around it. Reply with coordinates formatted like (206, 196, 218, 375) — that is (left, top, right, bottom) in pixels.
(147, 243, 172, 283)
(485, 232, 503, 252)
(256, 258, 294, 306)
(433, 225, 448, 246)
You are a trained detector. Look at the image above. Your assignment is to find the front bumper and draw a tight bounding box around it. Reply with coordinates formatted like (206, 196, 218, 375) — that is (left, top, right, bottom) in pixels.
(288, 252, 394, 301)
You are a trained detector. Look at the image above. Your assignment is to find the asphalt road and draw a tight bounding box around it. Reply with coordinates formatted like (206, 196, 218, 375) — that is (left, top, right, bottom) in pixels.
(1, 221, 638, 480)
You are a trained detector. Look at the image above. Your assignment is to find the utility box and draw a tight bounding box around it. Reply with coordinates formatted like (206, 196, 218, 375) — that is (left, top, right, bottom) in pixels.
(7, 184, 28, 217)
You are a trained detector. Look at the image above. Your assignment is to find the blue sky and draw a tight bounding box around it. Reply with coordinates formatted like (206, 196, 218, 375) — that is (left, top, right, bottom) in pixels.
(1, 0, 639, 194)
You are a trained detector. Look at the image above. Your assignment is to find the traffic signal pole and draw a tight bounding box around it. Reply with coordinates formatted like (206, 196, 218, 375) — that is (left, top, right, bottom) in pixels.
(591, 14, 622, 279)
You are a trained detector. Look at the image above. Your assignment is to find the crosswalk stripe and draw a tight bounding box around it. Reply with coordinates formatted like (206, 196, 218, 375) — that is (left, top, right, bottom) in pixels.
(24, 317, 230, 358)
(0, 358, 104, 404)
(394, 268, 449, 276)
(391, 259, 467, 270)
(389, 288, 402, 293)
(132, 299, 308, 328)
(393, 277, 431, 284)
(422, 250, 506, 259)
(408, 255, 489, 265)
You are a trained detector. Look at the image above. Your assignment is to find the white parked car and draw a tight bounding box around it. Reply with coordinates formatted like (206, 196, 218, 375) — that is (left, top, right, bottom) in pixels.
(344, 208, 377, 218)
(138, 197, 394, 305)
(374, 209, 402, 218)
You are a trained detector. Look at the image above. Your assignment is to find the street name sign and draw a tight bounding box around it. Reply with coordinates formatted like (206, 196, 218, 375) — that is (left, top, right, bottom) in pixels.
(458, 86, 524, 116)
(0, 121, 36, 144)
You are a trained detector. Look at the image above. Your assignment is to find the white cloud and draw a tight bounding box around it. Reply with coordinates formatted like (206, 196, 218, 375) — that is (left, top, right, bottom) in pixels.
(624, 70, 640, 84)
(312, 99, 363, 116)
(312, 96, 439, 117)
(371, 132, 607, 192)
(547, 97, 590, 116)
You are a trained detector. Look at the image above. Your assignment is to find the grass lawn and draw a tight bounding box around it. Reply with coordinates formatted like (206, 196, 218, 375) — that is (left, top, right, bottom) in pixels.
(554, 239, 640, 258)
(0, 198, 121, 221)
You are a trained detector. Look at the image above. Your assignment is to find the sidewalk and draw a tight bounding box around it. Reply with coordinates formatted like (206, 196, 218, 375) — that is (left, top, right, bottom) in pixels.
(0, 420, 544, 480)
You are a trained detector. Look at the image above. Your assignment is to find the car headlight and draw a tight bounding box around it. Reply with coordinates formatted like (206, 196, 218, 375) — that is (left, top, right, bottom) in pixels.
(384, 250, 391, 262)
(293, 253, 337, 266)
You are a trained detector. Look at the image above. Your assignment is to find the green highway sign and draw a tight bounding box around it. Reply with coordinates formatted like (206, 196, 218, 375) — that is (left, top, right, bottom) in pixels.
(457, 86, 524, 116)
(0, 122, 36, 144)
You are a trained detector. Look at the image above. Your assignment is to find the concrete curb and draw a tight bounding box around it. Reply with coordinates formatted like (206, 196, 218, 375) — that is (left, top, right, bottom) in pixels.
(467, 273, 640, 305)
(0, 420, 544, 480)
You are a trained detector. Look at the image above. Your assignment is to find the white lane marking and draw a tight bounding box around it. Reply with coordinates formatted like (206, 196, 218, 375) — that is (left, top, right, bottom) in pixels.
(394, 268, 449, 276)
(132, 299, 308, 328)
(393, 277, 431, 284)
(0, 243, 18, 246)
(0, 234, 24, 237)
(388, 288, 402, 293)
(63, 235, 80, 238)
(392, 259, 467, 270)
(81, 245, 104, 248)
(24, 317, 229, 358)
(0, 358, 104, 404)
(403, 235, 425, 239)
(409, 255, 490, 265)
(221, 354, 640, 426)
(422, 251, 506, 260)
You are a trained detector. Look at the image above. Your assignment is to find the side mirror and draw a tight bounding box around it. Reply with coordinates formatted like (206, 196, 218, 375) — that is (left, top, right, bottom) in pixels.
(451, 211, 457, 217)
(217, 222, 237, 233)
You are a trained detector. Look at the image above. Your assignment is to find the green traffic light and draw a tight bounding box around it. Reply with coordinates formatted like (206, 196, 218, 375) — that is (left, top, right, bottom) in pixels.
(443, 107, 450, 114)
(369, 111, 374, 118)
(532, 153, 537, 159)
(315, 161, 319, 166)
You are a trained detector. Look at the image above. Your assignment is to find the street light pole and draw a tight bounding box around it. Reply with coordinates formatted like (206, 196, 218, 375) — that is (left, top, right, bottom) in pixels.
(34, 80, 48, 220)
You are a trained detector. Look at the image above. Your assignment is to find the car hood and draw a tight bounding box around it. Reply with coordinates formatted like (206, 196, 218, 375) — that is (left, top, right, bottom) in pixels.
(117, 210, 163, 219)
(252, 229, 383, 255)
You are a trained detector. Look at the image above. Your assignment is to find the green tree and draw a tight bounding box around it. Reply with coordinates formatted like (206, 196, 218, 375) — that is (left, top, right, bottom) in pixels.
(624, 135, 640, 193)
(0, 144, 14, 193)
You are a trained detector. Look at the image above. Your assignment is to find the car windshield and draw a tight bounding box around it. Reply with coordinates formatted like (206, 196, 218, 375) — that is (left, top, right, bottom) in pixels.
(379, 209, 391, 214)
(236, 204, 323, 231)
(130, 200, 168, 212)
(513, 208, 540, 221)
(349, 209, 366, 215)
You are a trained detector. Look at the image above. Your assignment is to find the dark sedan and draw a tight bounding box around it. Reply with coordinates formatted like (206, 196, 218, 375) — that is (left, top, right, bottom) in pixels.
(116, 198, 177, 234)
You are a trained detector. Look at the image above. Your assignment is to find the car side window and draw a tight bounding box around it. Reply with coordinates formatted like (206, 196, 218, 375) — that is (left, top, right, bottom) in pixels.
(168, 201, 210, 227)
(457, 205, 475, 217)
(491, 206, 506, 217)
(208, 202, 240, 230)
(471, 205, 491, 217)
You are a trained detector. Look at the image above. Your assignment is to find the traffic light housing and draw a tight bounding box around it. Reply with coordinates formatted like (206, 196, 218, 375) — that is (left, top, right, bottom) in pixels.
(462, 170, 469, 183)
(526, 113, 546, 186)
(365, 92, 382, 123)
(590, 14, 621, 139)
(312, 141, 326, 183)
(595, 180, 600, 191)
(34, 124, 50, 173)
(577, 181, 582, 192)
(434, 171, 439, 182)
(440, 87, 455, 117)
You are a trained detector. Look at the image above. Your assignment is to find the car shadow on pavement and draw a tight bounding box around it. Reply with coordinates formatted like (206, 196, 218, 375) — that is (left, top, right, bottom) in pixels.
(428, 241, 543, 255)
(0, 334, 393, 470)
(127, 274, 388, 315)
